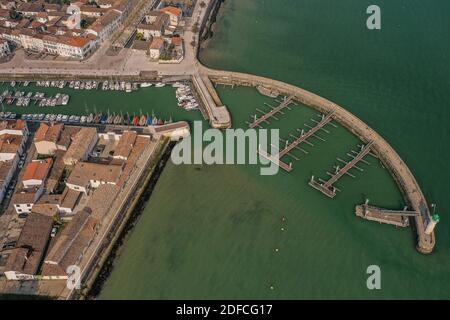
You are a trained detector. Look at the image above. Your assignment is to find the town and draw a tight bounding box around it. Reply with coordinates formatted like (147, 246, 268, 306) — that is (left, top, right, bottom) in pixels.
(0, 117, 189, 296)
(0, 0, 191, 62)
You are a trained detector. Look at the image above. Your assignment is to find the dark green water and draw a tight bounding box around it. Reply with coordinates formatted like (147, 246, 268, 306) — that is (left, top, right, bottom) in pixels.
(100, 0, 448, 299)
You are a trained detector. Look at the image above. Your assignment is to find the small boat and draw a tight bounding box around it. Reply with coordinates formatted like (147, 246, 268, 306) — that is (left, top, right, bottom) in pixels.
(125, 83, 132, 93)
(146, 115, 153, 126)
(157, 119, 164, 125)
(139, 115, 147, 126)
(107, 114, 114, 124)
(132, 115, 139, 126)
(80, 116, 87, 123)
(155, 82, 165, 88)
(113, 114, 122, 124)
(100, 114, 108, 124)
(61, 95, 69, 105)
(123, 113, 130, 125)
(87, 113, 94, 123)
(140, 82, 152, 88)
(93, 113, 101, 123)
(152, 116, 158, 125)
(62, 115, 69, 122)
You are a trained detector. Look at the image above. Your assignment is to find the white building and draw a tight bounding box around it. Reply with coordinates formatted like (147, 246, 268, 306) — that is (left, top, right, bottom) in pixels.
(11, 188, 43, 214)
(86, 10, 121, 42)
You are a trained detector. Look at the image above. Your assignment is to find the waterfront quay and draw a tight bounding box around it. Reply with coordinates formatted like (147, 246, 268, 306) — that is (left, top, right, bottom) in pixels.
(0, 117, 188, 297)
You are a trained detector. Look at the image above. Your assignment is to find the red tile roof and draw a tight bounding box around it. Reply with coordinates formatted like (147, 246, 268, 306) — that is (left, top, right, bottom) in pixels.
(22, 159, 53, 182)
(160, 6, 182, 17)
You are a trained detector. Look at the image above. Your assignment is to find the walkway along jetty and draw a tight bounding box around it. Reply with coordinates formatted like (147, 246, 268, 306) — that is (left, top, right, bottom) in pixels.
(203, 66, 436, 254)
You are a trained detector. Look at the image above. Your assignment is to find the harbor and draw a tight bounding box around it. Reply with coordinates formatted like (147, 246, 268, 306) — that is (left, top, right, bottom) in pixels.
(0, 80, 204, 128)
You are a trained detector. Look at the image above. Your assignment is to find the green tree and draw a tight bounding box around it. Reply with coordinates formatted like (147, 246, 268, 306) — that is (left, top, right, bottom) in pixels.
(135, 32, 144, 41)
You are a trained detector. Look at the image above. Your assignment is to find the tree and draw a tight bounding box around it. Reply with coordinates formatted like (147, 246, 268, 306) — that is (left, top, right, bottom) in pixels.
(80, 19, 88, 29)
(135, 32, 144, 40)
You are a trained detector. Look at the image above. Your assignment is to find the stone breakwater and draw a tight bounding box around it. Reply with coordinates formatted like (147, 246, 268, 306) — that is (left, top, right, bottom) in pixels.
(201, 66, 435, 254)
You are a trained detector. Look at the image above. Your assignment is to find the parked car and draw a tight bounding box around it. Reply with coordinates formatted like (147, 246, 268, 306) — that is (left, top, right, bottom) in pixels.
(51, 227, 58, 237)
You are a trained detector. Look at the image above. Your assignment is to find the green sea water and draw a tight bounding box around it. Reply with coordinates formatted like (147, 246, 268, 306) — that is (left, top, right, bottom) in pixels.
(94, 0, 448, 298)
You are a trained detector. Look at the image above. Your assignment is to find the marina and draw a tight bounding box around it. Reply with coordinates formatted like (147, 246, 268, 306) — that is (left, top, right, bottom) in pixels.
(0, 80, 202, 128)
(1, 89, 69, 107)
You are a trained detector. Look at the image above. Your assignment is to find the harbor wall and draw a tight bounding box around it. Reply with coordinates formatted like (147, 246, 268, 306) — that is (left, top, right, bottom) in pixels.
(203, 67, 435, 254)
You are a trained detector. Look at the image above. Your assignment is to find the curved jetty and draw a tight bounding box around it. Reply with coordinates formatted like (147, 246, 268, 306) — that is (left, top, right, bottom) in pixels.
(201, 66, 436, 254)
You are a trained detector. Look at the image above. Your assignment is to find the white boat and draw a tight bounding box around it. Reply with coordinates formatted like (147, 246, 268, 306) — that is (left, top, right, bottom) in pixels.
(61, 95, 69, 105)
(140, 82, 153, 88)
(155, 83, 165, 88)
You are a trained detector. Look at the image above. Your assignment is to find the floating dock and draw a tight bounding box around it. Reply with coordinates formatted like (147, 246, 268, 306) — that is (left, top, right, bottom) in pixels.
(248, 95, 295, 129)
(309, 141, 374, 198)
(257, 112, 335, 172)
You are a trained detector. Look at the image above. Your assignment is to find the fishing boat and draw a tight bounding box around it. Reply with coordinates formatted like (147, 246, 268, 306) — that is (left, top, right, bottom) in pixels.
(155, 82, 165, 88)
(139, 115, 147, 126)
(140, 82, 152, 88)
